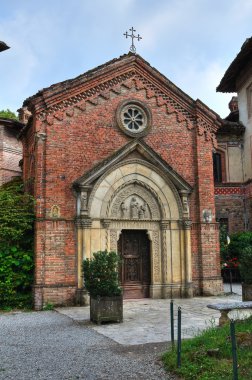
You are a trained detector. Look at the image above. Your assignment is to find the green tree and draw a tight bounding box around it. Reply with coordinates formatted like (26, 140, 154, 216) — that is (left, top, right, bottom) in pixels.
(0, 108, 18, 120)
(0, 178, 34, 308)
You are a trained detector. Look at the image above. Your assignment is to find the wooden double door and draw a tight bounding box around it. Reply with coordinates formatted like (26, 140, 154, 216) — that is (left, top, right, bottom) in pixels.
(117, 230, 151, 299)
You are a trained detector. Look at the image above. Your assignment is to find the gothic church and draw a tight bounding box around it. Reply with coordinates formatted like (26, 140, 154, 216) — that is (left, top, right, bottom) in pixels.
(20, 53, 223, 309)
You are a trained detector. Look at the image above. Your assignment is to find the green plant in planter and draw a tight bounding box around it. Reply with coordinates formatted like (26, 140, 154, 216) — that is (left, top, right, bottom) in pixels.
(240, 247, 252, 284)
(83, 251, 123, 324)
(83, 250, 122, 298)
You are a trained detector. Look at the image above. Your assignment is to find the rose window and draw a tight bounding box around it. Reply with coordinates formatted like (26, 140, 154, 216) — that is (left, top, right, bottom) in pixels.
(123, 107, 144, 131)
(117, 101, 151, 137)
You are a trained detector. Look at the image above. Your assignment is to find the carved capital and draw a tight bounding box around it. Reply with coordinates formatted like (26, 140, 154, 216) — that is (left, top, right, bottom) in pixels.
(75, 217, 92, 229)
(160, 220, 170, 230)
(102, 219, 111, 229)
(183, 219, 192, 230)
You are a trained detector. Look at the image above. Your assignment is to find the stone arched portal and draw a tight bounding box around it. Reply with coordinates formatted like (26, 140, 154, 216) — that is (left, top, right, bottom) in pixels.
(74, 142, 193, 301)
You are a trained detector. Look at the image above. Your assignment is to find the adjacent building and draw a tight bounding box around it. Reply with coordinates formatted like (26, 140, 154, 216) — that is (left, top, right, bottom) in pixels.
(0, 118, 23, 185)
(216, 37, 252, 233)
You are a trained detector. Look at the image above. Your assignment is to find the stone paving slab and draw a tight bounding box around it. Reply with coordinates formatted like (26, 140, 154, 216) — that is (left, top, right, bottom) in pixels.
(56, 286, 243, 346)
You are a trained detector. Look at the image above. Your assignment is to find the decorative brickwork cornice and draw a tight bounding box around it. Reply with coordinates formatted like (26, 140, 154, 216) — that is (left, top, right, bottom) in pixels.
(195, 101, 221, 148)
(38, 70, 195, 130)
(22, 54, 220, 143)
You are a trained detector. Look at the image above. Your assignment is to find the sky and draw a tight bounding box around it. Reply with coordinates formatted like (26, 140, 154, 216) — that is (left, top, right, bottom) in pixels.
(0, 0, 251, 118)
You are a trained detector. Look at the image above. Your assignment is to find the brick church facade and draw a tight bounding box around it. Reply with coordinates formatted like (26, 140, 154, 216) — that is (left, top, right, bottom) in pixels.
(20, 53, 223, 309)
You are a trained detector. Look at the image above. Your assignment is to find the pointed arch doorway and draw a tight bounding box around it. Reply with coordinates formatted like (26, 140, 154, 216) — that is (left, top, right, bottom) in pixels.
(118, 230, 151, 299)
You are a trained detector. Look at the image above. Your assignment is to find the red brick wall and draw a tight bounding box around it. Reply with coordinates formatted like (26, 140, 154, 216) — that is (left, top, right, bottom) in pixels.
(215, 194, 245, 233)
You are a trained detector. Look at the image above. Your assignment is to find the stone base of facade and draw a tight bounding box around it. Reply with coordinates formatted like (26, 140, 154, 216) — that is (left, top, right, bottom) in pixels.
(33, 285, 77, 311)
(193, 277, 224, 296)
(33, 279, 224, 309)
(149, 283, 193, 299)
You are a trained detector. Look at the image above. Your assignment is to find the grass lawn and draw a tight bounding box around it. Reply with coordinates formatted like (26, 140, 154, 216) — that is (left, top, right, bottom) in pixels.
(162, 316, 252, 380)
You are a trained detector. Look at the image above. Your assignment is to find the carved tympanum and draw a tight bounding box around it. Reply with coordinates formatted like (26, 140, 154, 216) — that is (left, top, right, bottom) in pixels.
(110, 184, 161, 219)
(119, 196, 150, 219)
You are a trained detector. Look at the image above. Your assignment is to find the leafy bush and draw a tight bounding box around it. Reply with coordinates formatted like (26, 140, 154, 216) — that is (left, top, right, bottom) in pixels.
(240, 246, 252, 284)
(0, 246, 33, 304)
(0, 178, 34, 309)
(83, 250, 122, 298)
(220, 232, 252, 279)
(0, 178, 34, 244)
(227, 232, 252, 261)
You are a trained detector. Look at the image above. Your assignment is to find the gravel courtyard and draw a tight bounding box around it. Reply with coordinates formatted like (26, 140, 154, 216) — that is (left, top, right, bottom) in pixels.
(0, 311, 175, 380)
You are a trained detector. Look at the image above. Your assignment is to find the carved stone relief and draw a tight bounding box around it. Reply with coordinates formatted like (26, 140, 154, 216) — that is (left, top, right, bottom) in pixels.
(109, 220, 160, 231)
(119, 195, 150, 219)
(80, 191, 88, 211)
(50, 205, 60, 218)
(202, 209, 212, 223)
(162, 232, 168, 283)
(152, 231, 160, 283)
(110, 230, 118, 252)
(110, 184, 160, 219)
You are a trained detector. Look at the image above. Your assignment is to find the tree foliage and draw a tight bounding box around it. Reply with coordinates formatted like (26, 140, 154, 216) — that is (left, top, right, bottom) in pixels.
(220, 231, 252, 283)
(0, 108, 18, 120)
(227, 232, 252, 261)
(0, 178, 34, 308)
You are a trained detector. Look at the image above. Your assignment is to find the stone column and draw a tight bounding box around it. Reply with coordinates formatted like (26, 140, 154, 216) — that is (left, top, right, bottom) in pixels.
(160, 220, 170, 284)
(102, 219, 111, 251)
(75, 217, 92, 306)
(183, 219, 193, 297)
(160, 220, 171, 298)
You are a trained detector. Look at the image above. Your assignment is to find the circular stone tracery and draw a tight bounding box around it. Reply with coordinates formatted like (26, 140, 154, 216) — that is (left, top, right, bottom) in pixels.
(117, 100, 152, 137)
(123, 106, 144, 131)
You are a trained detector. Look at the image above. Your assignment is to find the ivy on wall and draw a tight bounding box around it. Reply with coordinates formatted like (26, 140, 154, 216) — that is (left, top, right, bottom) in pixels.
(0, 178, 34, 309)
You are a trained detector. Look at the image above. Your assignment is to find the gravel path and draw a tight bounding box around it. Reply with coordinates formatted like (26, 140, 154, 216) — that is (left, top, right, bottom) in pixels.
(0, 311, 177, 380)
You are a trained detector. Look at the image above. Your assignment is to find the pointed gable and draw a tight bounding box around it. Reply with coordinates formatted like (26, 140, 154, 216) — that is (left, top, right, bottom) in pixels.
(22, 52, 221, 142)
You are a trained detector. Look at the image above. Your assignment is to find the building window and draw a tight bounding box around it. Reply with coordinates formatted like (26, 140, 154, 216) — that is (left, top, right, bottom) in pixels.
(213, 152, 222, 183)
(122, 105, 145, 132)
(116, 100, 152, 137)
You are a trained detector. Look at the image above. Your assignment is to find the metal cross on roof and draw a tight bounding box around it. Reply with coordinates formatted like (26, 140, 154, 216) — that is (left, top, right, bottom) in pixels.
(124, 27, 142, 53)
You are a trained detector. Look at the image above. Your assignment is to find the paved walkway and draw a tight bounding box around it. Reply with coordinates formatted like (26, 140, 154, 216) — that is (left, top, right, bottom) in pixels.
(56, 283, 244, 346)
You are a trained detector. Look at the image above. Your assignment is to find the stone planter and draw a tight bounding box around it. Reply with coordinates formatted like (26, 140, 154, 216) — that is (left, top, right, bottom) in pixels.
(242, 283, 252, 301)
(90, 295, 123, 324)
